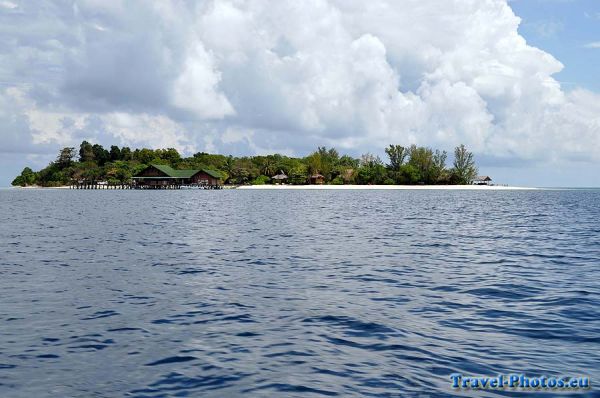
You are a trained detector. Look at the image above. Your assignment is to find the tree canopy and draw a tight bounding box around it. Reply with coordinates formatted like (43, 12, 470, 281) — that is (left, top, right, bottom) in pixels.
(452, 144, 478, 185)
(12, 141, 481, 187)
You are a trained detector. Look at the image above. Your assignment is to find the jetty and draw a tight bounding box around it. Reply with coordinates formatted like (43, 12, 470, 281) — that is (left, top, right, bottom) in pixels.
(71, 182, 132, 189)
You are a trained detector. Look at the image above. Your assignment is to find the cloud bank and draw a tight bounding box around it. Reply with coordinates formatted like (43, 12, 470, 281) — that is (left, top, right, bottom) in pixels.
(1, 0, 599, 183)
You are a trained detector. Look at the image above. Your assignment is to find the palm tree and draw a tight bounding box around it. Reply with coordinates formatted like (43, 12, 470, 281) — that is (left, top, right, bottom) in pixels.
(224, 155, 236, 175)
(261, 157, 276, 176)
(305, 153, 322, 176)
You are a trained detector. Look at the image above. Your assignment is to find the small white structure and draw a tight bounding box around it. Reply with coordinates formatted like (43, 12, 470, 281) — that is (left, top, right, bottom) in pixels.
(472, 176, 492, 185)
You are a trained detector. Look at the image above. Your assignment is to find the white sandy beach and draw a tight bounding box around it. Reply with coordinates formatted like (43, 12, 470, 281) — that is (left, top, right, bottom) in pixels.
(13, 185, 72, 189)
(238, 184, 537, 190)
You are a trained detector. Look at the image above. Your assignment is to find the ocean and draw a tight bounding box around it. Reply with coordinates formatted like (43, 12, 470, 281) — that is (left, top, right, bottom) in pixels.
(1, 188, 599, 397)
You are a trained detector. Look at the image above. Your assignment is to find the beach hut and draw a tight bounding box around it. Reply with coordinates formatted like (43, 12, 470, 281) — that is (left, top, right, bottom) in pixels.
(310, 173, 325, 185)
(272, 171, 288, 184)
(472, 176, 492, 186)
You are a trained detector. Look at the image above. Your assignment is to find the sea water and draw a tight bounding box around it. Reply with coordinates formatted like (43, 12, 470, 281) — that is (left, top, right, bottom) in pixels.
(1, 189, 599, 397)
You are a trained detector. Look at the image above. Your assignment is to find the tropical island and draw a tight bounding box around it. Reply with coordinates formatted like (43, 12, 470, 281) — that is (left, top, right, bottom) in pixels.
(12, 141, 483, 188)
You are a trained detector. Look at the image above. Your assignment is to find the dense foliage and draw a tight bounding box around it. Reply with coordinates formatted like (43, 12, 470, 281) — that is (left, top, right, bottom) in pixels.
(12, 141, 478, 187)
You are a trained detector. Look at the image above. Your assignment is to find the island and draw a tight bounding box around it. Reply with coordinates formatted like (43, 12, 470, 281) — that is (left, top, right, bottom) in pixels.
(12, 141, 485, 188)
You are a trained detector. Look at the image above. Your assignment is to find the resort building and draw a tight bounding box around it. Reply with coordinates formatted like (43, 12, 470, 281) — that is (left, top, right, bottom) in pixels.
(133, 164, 222, 188)
(472, 176, 492, 185)
(272, 171, 288, 184)
(310, 174, 325, 185)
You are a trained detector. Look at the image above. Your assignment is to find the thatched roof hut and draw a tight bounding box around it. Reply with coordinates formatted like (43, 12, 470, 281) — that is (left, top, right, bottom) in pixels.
(472, 176, 492, 185)
(310, 173, 325, 185)
(272, 170, 288, 181)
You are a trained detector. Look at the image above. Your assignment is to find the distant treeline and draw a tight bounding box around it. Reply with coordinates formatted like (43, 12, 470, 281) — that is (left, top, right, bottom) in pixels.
(12, 141, 478, 187)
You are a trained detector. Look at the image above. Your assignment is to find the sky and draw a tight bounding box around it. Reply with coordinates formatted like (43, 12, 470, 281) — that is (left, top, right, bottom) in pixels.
(0, 0, 599, 187)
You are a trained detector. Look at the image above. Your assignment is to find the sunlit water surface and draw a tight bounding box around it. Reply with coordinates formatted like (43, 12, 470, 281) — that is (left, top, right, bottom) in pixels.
(1, 189, 599, 397)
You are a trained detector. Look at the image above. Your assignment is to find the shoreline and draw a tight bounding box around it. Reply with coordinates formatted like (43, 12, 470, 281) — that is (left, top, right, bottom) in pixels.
(237, 184, 537, 190)
(8, 184, 538, 190)
(12, 185, 73, 189)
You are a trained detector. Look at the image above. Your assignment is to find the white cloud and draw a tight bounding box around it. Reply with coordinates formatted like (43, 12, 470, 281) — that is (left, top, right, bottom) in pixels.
(0, 1, 17, 9)
(0, 0, 599, 183)
(0, 87, 195, 158)
(102, 112, 196, 154)
(584, 41, 600, 49)
(171, 42, 235, 119)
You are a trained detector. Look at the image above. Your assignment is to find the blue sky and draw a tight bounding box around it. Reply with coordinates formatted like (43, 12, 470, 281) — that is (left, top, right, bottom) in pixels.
(511, 0, 600, 91)
(0, 0, 599, 187)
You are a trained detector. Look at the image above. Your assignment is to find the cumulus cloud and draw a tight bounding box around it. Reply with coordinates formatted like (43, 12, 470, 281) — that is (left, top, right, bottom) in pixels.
(0, 0, 599, 183)
(171, 42, 235, 119)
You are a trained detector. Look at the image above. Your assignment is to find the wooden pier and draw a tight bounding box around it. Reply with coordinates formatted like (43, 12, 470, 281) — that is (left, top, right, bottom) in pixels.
(71, 183, 131, 189)
(131, 184, 223, 190)
(70, 182, 222, 190)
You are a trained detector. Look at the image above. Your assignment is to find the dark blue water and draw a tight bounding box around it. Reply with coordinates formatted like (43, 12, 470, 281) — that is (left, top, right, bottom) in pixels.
(1, 189, 599, 397)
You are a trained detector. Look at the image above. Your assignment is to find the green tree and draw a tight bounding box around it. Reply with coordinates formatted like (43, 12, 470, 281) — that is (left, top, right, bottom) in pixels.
(251, 175, 271, 185)
(191, 152, 228, 170)
(288, 163, 308, 184)
(385, 145, 408, 171)
(273, 156, 297, 177)
(120, 147, 132, 161)
(34, 162, 70, 186)
(11, 175, 25, 186)
(305, 147, 339, 181)
(356, 153, 386, 184)
(230, 158, 259, 184)
(11, 167, 37, 186)
(452, 144, 477, 184)
(399, 163, 420, 184)
(83, 167, 101, 183)
(408, 145, 435, 183)
(79, 141, 94, 162)
(109, 145, 122, 161)
(305, 152, 322, 176)
(92, 144, 110, 166)
(116, 168, 132, 183)
(338, 155, 359, 168)
(223, 155, 235, 182)
(431, 149, 448, 184)
(319, 147, 339, 180)
(21, 167, 37, 185)
(156, 148, 181, 165)
(133, 148, 157, 165)
(260, 156, 277, 176)
(57, 147, 76, 168)
(22, 167, 37, 185)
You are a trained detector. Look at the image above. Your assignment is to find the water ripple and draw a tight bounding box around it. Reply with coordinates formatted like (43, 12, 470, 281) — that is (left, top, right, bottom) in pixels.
(0, 189, 599, 397)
